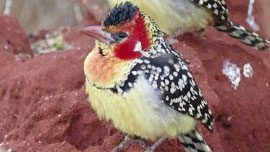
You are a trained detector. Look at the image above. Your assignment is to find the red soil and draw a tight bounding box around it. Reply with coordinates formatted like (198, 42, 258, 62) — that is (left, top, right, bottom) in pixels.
(0, 15, 31, 55)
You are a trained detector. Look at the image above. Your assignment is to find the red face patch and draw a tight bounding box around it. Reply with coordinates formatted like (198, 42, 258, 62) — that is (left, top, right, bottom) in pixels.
(114, 13, 151, 60)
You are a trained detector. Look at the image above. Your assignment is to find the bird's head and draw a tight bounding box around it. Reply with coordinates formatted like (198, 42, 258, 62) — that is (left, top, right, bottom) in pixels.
(82, 2, 161, 60)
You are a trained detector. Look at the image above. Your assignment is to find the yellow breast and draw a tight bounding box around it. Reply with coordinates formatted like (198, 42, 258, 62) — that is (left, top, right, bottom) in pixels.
(107, 0, 214, 34)
(85, 76, 196, 140)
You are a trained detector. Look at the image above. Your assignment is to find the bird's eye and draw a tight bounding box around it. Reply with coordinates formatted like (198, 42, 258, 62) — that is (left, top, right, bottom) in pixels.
(118, 32, 128, 38)
(111, 32, 128, 42)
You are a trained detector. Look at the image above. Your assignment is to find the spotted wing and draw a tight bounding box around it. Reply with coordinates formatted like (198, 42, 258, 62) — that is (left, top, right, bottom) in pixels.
(140, 49, 214, 130)
(190, 0, 228, 23)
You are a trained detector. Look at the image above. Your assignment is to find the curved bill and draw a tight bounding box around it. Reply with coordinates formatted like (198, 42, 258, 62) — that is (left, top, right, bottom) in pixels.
(80, 26, 115, 45)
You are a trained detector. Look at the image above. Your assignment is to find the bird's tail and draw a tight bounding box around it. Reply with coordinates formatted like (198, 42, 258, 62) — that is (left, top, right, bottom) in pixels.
(215, 21, 270, 50)
(179, 129, 212, 152)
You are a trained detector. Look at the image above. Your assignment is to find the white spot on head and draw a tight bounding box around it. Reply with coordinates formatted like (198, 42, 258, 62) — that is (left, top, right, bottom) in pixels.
(134, 41, 142, 52)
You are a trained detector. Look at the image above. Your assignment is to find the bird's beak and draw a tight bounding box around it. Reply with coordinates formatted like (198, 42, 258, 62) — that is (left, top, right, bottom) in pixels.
(80, 26, 115, 45)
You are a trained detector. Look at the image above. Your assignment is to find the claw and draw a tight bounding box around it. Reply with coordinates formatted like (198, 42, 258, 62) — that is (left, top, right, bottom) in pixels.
(144, 136, 166, 152)
(111, 135, 145, 152)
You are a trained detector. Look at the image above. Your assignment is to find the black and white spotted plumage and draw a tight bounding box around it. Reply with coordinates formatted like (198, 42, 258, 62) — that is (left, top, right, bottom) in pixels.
(179, 129, 212, 152)
(215, 21, 270, 50)
(140, 39, 214, 130)
(110, 37, 214, 131)
(85, 2, 215, 151)
(189, 0, 270, 50)
(190, 0, 228, 23)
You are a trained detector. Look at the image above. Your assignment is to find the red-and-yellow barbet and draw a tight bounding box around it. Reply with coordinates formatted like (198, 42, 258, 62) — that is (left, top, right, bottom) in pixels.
(107, 0, 270, 50)
(82, 2, 214, 152)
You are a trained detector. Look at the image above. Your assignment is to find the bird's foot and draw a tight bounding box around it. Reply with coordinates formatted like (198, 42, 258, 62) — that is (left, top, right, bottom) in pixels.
(111, 135, 145, 152)
(144, 136, 166, 152)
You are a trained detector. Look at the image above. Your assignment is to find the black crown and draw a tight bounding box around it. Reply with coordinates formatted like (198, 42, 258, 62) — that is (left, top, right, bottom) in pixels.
(104, 2, 139, 26)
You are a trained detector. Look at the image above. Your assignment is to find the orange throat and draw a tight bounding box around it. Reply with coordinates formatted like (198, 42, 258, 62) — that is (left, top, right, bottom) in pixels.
(84, 45, 134, 88)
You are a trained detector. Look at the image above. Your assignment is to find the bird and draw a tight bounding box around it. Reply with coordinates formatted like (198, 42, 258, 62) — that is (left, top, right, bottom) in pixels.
(82, 2, 214, 152)
(106, 0, 270, 50)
